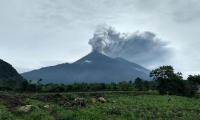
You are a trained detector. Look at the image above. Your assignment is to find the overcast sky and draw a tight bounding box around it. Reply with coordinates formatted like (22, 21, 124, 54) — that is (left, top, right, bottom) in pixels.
(0, 0, 200, 79)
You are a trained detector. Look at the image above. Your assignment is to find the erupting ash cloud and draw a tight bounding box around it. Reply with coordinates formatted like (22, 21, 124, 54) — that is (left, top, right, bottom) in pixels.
(88, 24, 172, 65)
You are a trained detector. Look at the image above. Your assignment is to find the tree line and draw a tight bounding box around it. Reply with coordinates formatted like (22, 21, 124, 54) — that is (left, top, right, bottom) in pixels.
(1, 77, 154, 92)
(13, 78, 154, 92)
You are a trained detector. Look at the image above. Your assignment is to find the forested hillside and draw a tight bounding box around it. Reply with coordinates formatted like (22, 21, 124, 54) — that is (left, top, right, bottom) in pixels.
(0, 59, 24, 85)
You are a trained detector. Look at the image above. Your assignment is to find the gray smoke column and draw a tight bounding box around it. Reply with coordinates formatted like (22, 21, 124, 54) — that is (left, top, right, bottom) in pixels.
(88, 24, 171, 65)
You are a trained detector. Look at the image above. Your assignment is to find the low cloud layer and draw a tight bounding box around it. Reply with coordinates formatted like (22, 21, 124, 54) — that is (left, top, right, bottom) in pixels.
(89, 24, 172, 65)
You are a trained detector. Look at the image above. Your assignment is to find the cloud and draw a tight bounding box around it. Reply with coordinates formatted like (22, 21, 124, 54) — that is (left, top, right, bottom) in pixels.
(169, 0, 200, 23)
(89, 24, 172, 65)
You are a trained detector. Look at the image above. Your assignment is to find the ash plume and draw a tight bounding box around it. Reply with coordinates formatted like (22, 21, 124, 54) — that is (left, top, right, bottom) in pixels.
(88, 24, 171, 65)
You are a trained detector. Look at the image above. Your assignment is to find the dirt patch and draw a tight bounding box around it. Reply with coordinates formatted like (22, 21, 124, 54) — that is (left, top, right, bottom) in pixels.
(0, 92, 25, 108)
(88, 93, 104, 98)
(33, 93, 66, 105)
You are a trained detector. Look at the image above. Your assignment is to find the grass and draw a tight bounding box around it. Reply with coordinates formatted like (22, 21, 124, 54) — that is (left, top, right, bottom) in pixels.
(0, 91, 200, 120)
(0, 103, 13, 120)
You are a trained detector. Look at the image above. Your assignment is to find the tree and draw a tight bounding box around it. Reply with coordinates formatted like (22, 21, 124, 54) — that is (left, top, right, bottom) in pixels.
(37, 79, 43, 91)
(183, 80, 197, 97)
(56, 85, 65, 92)
(37, 78, 43, 85)
(100, 82, 106, 91)
(128, 80, 132, 85)
(187, 75, 200, 85)
(134, 77, 144, 91)
(6, 78, 17, 88)
(186, 75, 200, 95)
(0, 79, 4, 86)
(21, 80, 29, 91)
(78, 82, 89, 91)
(66, 84, 73, 91)
(118, 81, 130, 91)
(110, 82, 117, 91)
(143, 80, 150, 91)
(28, 84, 37, 91)
(168, 73, 184, 95)
(150, 65, 183, 95)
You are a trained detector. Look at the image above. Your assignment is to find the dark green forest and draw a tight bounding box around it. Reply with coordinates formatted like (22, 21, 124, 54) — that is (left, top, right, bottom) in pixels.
(0, 59, 24, 89)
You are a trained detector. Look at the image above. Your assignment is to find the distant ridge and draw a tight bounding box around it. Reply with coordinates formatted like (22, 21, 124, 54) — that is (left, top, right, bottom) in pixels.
(21, 51, 151, 84)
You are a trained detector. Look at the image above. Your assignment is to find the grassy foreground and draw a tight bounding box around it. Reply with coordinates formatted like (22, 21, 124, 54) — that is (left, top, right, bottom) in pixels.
(0, 91, 200, 120)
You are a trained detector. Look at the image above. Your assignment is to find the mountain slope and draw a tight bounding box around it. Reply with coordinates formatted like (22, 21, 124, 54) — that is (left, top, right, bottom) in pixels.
(115, 57, 150, 74)
(0, 59, 24, 83)
(21, 51, 151, 84)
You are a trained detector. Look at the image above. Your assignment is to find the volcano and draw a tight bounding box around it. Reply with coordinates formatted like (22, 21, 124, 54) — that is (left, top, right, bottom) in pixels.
(21, 51, 151, 84)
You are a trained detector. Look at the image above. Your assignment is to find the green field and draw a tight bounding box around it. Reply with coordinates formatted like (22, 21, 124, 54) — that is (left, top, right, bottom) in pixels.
(0, 91, 200, 120)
